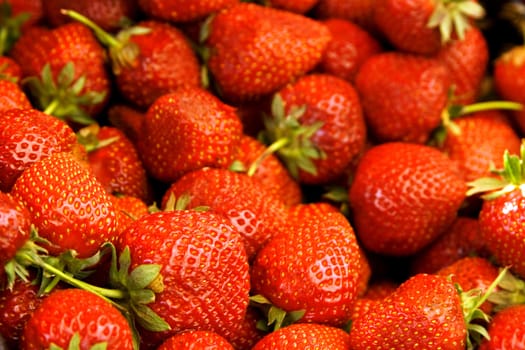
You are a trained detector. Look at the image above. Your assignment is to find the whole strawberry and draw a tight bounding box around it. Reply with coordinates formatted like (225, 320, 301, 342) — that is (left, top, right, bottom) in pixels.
(139, 87, 243, 183)
(157, 330, 235, 350)
(138, 0, 238, 23)
(21, 288, 134, 349)
(349, 142, 466, 256)
(479, 304, 525, 350)
(11, 152, 118, 258)
(355, 52, 452, 144)
(203, 2, 331, 102)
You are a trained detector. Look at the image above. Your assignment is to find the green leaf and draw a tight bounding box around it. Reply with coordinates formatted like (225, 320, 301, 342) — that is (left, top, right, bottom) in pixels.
(465, 177, 510, 197)
(250, 294, 272, 305)
(57, 62, 75, 87)
(129, 288, 156, 305)
(118, 247, 132, 287)
(131, 303, 171, 332)
(271, 94, 286, 121)
(458, 1, 485, 19)
(128, 264, 161, 290)
(268, 305, 287, 331)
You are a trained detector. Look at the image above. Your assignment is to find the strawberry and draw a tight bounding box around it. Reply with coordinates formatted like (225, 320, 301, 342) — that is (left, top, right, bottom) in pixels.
(232, 134, 303, 207)
(479, 304, 525, 350)
(349, 142, 467, 256)
(43, 0, 139, 32)
(21, 288, 134, 349)
(107, 103, 146, 147)
(0, 80, 31, 111)
(138, 87, 243, 183)
(319, 18, 382, 83)
(117, 209, 250, 348)
(0, 108, 78, 192)
(373, 0, 485, 55)
(109, 194, 149, 235)
(0, 56, 22, 82)
(261, 73, 367, 184)
(11, 152, 118, 258)
(161, 167, 288, 260)
(157, 330, 235, 350)
(355, 52, 452, 143)
(267, 0, 319, 14)
(228, 306, 266, 350)
(9, 23, 110, 124)
(138, 0, 239, 23)
(63, 11, 202, 110)
(313, 0, 378, 34)
(251, 323, 351, 350)
(78, 124, 152, 202)
(203, 2, 331, 102)
(251, 210, 361, 326)
(0, 0, 43, 55)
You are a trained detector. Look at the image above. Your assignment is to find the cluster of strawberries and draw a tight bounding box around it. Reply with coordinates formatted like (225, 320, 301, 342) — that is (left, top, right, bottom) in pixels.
(2, 0, 525, 349)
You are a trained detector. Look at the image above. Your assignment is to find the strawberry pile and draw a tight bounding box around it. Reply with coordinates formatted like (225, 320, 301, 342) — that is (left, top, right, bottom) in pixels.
(3, 0, 525, 349)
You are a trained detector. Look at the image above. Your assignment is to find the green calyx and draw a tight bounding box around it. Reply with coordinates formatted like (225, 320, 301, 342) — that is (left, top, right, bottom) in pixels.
(61, 9, 150, 75)
(0, 1, 30, 55)
(249, 294, 305, 332)
(487, 268, 525, 311)
(466, 140, 525, 200)
(259, 94, 326, 179)
(427, 0, 485, 43)
(23, 62, 106, 125)
(49, 333, 107, 350)
(76, 124, 120, 153)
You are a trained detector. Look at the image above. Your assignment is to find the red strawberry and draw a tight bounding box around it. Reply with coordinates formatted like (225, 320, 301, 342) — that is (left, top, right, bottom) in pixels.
(0, 108, 78, 192)
(267, 0, 319, 14)
(139, 87, 243, 183)
(138, 0, 238, 23)
(373, 0, 485, 55)
(0, 56, 22, 82)
(203, 3, 331, 102)
(319, 18, 382, 83)
(9, 23, 110, 124)
(262, 73, 367, 184)
(313, 0, 378, 34)
(161, 167, 288, 260)
(0, 80, 31, 111)
(349, 142, 467, 256)
(479, 304, 525, 350)
(355, 52, 452, 144)
(228, 306, 266, 350)
(21, 288, 134, 349)
(11, 152, 118, 258)
(157, 330, 235, 350)
(232, 134, 303, 207)
(107, 103, 146, 147)
(251, 323, 351, 350)
(109, 194, 149, 235)
(117, 209, 250, 348)
(251, 210, 361, 326)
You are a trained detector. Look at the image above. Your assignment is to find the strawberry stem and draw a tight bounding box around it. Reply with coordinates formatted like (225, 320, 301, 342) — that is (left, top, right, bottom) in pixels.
(459, 100, 523, 115)
(246, 137, 289, 176)
(60, 9, 121, 49)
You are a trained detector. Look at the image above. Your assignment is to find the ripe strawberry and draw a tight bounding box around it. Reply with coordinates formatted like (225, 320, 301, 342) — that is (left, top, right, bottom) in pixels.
(11, 152, 118, 258)
(267, 0, 319, 14)
(262, 73, 367, 184)
(9, 23, 110, 124)
(43, 0, 139, 32)
(232, 134, 303, 207)
(139, 87, 243, 183)
(355, 52, 452, 144)
(157, 330, 235, 350)
(107, 103, 146, 147)
(436, 26, 489, 105)
(0, 80, 31, 111)
(78, 124, 152, 202)
(0, 108, 78, 192)
(21, 288, 134, 349)
(313, 0, 377, 34)
(228, 306, 266, 350)
(373, 0, 485, 55)
(251, 323, 351, 350)
(251, 210, 361, 326)
(319, 18, 382, 83)
(349, 142, 467, 256)
(479, 304, 525, 350)
(161, 167, 288, 260)
(203, 2, 331, 102)
(117, 209, 250, 348)
(109, 194, 149, 235)
(138, 0, 238, 23)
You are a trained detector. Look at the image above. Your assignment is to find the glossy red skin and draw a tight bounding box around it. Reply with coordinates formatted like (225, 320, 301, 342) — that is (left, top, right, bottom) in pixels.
(227, 306, 266, 350)
(320, 18, 382, 83)
(479, 189, 525, 279)
(349, 274, 466, 349)
(21, 288, 133, 349)
(205, 3, 331, 102)
(157, 330, 234, 350)
(374, 0, 441, 55)
(109, 194, 149, 235)
(116, 20, 201, 109)
(10, 23, 110, 117)
(11, 152, 118, 258)
(355, 52, 451, 144)
(118, 210, 250, 348)
(161, 167, 289, 261)
(251, 211, 361, 326)
(278, 73, 367, 184)
(138, 0, 239, 22)
(0, 108, 78, 192)
(0, 80, 31, 111)
(0, 192, 30, 270)
(314, 0, 377, 34)
(139, 87, 243, 183)
(349, 142, 467, 256)
(88, 126, 151, 202)
(438, 111, 521, 182)
(252, 323, 351, 350)
(436, 27, 489, 105)
(479, 304, 525, 350)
